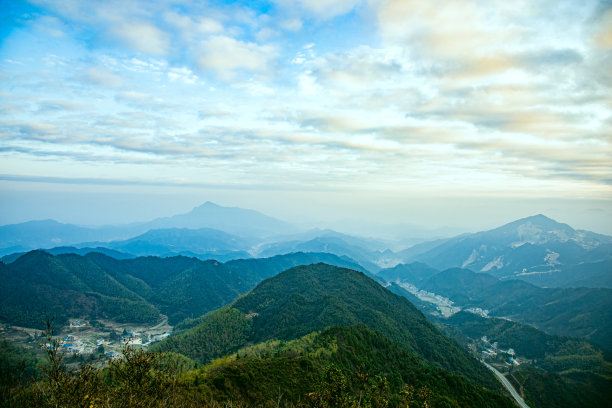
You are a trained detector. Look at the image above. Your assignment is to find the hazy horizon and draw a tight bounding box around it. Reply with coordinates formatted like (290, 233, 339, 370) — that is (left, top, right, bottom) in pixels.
(1, 1, 611, 237)
(1, 189, 611, 239)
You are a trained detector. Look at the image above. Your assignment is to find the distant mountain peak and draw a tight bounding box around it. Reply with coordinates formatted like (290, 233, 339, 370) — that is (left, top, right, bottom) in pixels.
(520, 214, 562, 225)
(526, 213, 551, 221)
(494, 214, 574, 234)
(197, 201, 221, 209)
(146, 201, 295, 238)
(8, 219, 64, 227)
(512, 213, 556, 224)
(187, 201, 261, 215)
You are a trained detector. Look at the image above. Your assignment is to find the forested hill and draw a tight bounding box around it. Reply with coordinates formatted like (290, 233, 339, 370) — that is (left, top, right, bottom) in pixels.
(0, 250, 365, 329)
(0, 250, 159, 329)
(180, 325, 515, 407)
(153, 263, 500, 390)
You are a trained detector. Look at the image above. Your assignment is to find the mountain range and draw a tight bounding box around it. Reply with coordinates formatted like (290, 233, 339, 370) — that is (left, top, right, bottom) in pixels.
(256, 229, 392, 272)
(2, 203, 612, 407)
(2, 246, 610, 406)
(2, 206, 611, 290)
(0, 202, 295, 257)
(94, 227, 254, 261)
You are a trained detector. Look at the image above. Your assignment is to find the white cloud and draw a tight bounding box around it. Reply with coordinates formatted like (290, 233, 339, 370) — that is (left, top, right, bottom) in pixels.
(279, 18, 302, 31)
(19, 122, 59, 136)
(296, 71, 320, 95)
(80, 66, 123, 87)
(377, 0, 525, 68)
(121, 57, 167, 74)
(3, 0, 611, 208)
(35, 16, 67, 38)
(114, 91, 169, 109)
(37, 100, 88, 112)
(109, 21, 170, 55)
(291, 43, 317, 64)
(164, 11, 224, 40)
(256, 27, 277, 41)
(197, 35, 278, 80)
(199, 108, 233, 119)
(592, 6, 612, 50)
(167, 67, 199, 85)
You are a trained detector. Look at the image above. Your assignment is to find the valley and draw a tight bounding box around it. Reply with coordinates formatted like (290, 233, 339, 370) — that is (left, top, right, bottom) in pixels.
(391, 281, 461, 317)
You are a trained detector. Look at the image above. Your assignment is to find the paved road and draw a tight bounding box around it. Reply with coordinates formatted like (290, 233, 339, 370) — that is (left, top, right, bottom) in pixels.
(482, 361, 530, 408)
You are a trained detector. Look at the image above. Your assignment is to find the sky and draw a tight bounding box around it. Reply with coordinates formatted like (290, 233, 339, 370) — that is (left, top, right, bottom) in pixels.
(1, 0, 611, 236)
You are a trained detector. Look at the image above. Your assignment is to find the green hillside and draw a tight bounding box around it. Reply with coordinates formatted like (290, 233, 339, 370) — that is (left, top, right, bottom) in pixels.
(377, 262, 439, 284)
(0, 251, 366, 329)
(154, 263, 500, 390)
(0, 251, 159, 328)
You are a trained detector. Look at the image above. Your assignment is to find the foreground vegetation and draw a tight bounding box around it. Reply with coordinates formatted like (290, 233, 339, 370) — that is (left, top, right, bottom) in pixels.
(1, 324, 513, 408)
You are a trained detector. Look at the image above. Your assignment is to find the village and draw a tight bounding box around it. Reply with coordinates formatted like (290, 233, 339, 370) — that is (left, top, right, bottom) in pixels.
(395, 281, 462, 317)
(52, 319, 172, 359)
(0, 317, 173, 364)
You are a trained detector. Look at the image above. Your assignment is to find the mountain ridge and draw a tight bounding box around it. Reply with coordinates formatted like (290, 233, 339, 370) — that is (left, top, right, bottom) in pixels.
(399, 214, 612, 287)
(0, 251, 368, 328)
(0, 202, 296, 256)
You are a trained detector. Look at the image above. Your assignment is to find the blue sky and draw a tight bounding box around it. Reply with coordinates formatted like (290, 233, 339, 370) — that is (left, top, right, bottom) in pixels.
(1, 0, 611, 235)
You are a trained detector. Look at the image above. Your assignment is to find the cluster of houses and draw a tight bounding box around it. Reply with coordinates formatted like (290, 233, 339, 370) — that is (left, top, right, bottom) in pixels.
(41, 324, 173, 358)
(464, 307, 490, 318)
(40, 318, 174, 358)
(58, 334, 93, 355)
(120, 330, 172, 346)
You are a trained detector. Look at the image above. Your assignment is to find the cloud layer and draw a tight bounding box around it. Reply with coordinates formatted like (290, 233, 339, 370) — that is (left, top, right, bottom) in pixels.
(1, 0, 611, 205)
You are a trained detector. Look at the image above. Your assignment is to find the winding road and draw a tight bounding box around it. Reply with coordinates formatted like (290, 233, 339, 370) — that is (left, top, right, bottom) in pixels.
(482, 361, 530, 408)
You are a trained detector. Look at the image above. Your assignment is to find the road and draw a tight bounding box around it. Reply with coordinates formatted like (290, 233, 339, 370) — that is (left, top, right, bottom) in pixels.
(482, 361, 530, 408)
